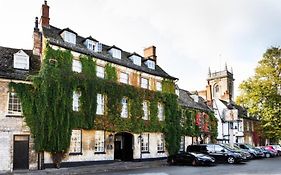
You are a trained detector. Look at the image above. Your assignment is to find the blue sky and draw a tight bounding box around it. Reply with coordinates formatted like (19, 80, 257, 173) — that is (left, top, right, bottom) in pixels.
(0, 0, 280, 98)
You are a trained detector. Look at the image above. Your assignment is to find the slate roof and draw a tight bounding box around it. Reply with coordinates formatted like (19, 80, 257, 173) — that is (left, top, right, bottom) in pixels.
(219, 99, 248, 118)
(178, 89, 212, 112)
(42, 25, 177, 80)
(0, 46, 40, 81)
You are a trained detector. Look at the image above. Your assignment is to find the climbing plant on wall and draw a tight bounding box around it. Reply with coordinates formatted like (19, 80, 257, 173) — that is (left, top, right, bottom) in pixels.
(10, 44, 183, 166)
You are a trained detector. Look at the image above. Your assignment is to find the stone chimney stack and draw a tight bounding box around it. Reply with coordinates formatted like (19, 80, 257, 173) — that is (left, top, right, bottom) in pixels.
(143, 46, 157, 63)
(41, 0, 50, 27)
(33, 17, 42, 56)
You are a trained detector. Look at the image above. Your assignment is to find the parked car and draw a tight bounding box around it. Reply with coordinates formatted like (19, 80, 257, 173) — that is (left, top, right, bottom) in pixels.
(264, 146, 278, 156)
(235, 143, 264, 158)
(255, 147, 273, 158)
(167, 152, 215, 166)
(186, 144, 243, 164)
(270, 145, 281, 156)
(222, 144, 252, 161)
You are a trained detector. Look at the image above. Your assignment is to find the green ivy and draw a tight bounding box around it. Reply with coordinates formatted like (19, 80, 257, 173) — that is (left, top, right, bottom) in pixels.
(105, 63, 117, 81)
(162, 79, 176, 93)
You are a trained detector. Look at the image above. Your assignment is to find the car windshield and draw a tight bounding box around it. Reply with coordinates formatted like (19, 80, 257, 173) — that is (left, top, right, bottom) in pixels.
(222, 144, 237, 151)
(245, 144, 254, 149)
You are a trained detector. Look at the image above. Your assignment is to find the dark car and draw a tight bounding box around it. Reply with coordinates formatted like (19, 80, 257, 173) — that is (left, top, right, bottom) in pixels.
(255, 147, 273, 158)
(167, 152, 215, 166)
(221, 144, 252, 161)
(235, 143, 264, 158)
(186, 144, 243, 164)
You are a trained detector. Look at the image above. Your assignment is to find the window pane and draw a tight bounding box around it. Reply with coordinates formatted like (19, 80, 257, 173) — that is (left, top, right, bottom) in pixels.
(96, 94, 104, 115)
(95, 130, 105, 152)
(69, 130, 82, 154)
(72, 60, 82, 73)
(141, 78, 149, 89)
(96, 66, 105, 78)
(8, 92, 22, 115)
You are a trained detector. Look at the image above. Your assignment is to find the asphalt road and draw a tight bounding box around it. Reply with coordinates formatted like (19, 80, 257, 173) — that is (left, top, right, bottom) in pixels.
(96, 156, 281, 175)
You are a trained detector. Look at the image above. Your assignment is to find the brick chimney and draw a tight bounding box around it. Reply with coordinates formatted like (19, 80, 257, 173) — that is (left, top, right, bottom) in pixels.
(143, 46, 157, 63)
(33, 17, 42, 56)
(41, 0, 50, 27)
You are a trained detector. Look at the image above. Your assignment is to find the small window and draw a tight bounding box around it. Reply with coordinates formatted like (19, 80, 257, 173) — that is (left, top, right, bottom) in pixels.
(141, 133, 149, 152)
(72, 60, 82, 73)
(84, 39, 95, 50)
(69, 130, 82, 154)
(62, 31, 76, 44)
(141, 77, 149, 89)
(145, 60, 155, 70)
(120, 72, 129, 84)
(7, 92, 22, 116)
(121, 97, 128, 118)
(73, 91, 81, 111)
(96, 65, 105, 79)
(129, 55, 142, 66)
(158, 103, 164, 121)
(142, 101, 149, 120)
(96, 94, 105, 115)
(156, 81, 162, 91)
(157, 134, 164, 152)
(109, 48, 121, 59)
(13, 50, 29, 70)
(94, 130, 105, 153)
(94, 42, 103, 52)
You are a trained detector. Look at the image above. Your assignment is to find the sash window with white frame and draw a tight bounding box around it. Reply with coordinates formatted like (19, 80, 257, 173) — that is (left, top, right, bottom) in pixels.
(120, 72, 129, 84)
(96, 65, 105, 79)
(72, 59, 82, 73)
(72, 91, 81, 111)
(157, 103, 164, 121)
(156, 81, 162, 91)
(141, 77, 149, 89)
(94, 130, 105, 153)
(157, 134, 164, 152)
(141, 133, 149, 152)
(69, 130, 82, 154)
(7, 92, 22, 116)
(96, 94, 105, 115)
(121, 97, 128, 118)
(179, 136, 185, 152)
(142, 101, 149, 120)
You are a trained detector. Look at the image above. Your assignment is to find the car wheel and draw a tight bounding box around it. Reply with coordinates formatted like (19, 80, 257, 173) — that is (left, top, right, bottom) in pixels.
(265, 153, 270, 158)
(227, 156, 235, 164)
(192, 159, 198, 166)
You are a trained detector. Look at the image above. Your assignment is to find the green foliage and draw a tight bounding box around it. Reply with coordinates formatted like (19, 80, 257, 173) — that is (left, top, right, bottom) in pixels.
(10, 45, 183, 156)
(162, 79, 175, 93)
(105, 63, 117, 81)
(236, 47, 281, 140)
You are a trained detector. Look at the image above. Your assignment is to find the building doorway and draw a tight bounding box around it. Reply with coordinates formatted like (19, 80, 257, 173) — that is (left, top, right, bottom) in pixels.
(13, 135, 29, 170)
(114, 132, 133, 161)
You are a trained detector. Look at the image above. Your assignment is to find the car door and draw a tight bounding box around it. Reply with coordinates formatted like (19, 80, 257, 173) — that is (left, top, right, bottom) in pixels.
(213, 145, 227, 162)
(205, 145, 217, 159)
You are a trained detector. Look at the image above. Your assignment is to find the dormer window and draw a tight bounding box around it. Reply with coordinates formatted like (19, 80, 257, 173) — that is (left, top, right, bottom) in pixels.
(109, 48, 121, 59)
(84, 39, 95, 50)
(94, 42, 103, 52)
(145, 60, 155, 70)
(13, 50, 29, 70)
(129, 54, 142, 66)
(61, 30, 76, 44)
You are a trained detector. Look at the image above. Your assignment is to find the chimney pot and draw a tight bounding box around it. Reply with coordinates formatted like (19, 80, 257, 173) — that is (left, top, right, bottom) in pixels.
(41, 0, 50, 27)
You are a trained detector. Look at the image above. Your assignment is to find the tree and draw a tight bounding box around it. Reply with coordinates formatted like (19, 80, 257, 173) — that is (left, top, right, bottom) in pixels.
(236, 47, 281, 141)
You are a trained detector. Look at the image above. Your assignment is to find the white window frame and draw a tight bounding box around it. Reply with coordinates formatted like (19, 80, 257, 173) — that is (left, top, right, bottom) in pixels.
(130, 55, 142, 66)
(72, 59, 82, 73)
(141, 133, 149, 153)
(121, 97, 128, 118)
(141, 77, 149, 89)
(94, 130, 105, 153)
(96, 65, 105, 79)
(158, 103, 164, 121)
(7, 92, 22, 116)
(62, 31, 76, 44)
(73, 91, 81, 111)
(179, 136, 185, 152)
(145, 60, 155, 70)
(69, 130, 82, 154)
(94, 42, 103, 52)
(156, 81, 162, 91)
(13, 50, 29, 70)
(120, 72, 129, 84)
(96, 94, 105, 115)
(142, 101, 149, 120)
(109, 48, 121, 59)
(157, 134, 164, 152)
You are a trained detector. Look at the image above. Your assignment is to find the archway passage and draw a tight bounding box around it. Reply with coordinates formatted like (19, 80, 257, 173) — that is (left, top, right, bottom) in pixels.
(114, 132, 133, 161)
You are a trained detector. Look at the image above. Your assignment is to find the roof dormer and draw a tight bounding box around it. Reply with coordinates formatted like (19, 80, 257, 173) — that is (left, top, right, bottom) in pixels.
(129, 52, 142, 66)
(143, 46, 157, 70)
(60, 28, 77, 44)
(83, 36, 98, 50)
(13, 50, 29, 70)
(108, 45, 122, 59)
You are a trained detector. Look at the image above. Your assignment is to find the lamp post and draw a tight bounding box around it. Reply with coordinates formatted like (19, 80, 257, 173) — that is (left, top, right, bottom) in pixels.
(138, 134, 142, 162)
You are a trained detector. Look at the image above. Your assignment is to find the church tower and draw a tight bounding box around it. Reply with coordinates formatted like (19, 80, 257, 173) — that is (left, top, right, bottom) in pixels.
(206, 64, 234, 102)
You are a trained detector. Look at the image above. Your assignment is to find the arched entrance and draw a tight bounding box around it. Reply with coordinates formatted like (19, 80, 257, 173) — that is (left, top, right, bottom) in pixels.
(114, 132, 133, 161)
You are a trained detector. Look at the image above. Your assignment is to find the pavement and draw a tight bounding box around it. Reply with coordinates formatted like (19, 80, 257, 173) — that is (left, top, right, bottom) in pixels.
(3, 159, 168, 175)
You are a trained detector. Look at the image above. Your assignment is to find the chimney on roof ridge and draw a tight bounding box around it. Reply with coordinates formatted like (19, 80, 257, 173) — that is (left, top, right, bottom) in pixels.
(33, 17, 42, 56)
(41, 0, 50, 27)
(143, 46, 157, 63)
